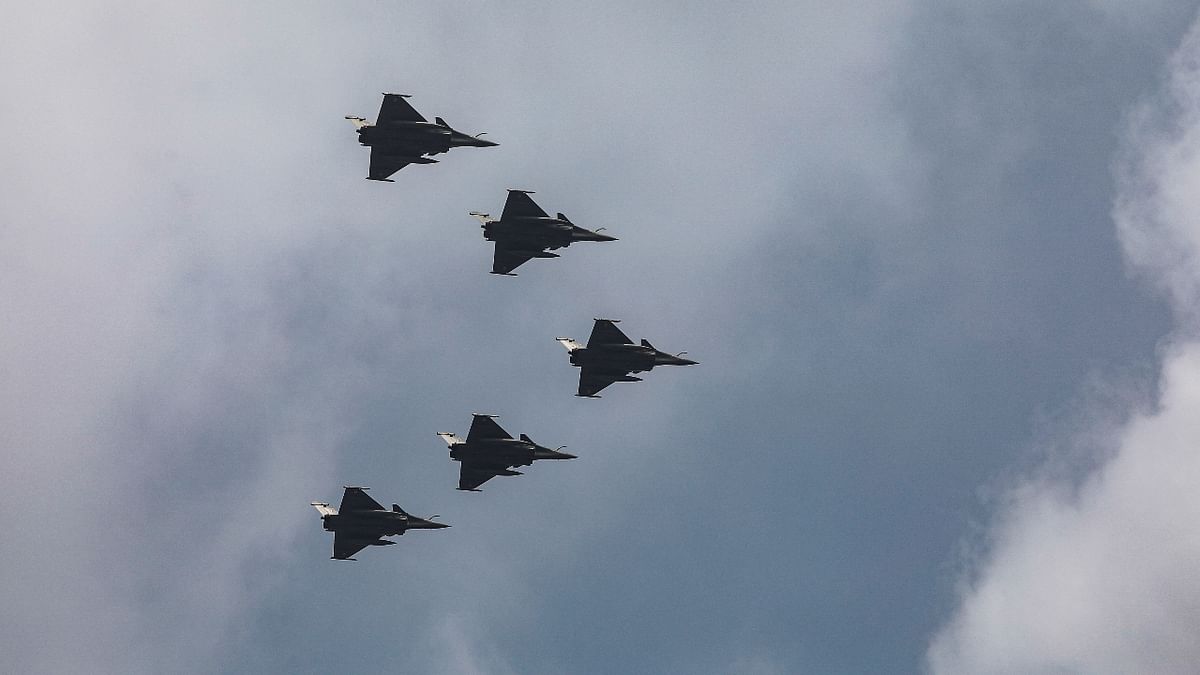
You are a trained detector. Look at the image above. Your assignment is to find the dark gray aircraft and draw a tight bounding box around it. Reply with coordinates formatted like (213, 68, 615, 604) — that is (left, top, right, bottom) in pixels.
(437, 414, 576, 491)
(469, 189, 616, 275)
(558, 319, 698, 397)
(345, 93, 497, 181)
(310, 487, 448, 560)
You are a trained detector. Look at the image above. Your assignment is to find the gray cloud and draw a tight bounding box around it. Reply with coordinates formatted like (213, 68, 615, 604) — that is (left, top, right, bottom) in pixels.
(4, 2, 1197, 674)
(1, 2, 918, 672)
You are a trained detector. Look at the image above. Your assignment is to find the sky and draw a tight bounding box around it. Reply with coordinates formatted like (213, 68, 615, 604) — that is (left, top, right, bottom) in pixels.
(3, 2, 1200, 673)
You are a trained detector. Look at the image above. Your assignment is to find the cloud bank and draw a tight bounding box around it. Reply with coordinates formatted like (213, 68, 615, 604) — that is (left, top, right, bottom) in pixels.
(7, 2, 1194, 673)
(928, 13, 1200, 675)
(1, 2, 917, 672)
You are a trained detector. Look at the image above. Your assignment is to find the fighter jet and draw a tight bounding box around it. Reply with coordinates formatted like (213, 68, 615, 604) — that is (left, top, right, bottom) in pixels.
(310, 487, 449, 560)
(345, 93, 498, 181)
(469, 190, 616, 275)
(437, 414, 576, 491)
(557, 319, 698, 398)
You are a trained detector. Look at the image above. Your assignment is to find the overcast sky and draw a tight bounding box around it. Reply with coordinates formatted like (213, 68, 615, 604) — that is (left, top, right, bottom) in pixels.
(4, 2, 1200, 673)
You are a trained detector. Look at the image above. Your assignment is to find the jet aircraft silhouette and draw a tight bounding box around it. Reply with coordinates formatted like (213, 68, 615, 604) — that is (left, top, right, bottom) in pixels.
(345, 93, 497, 181)
(437, 414, 576, 491)
(311, 487, 448, 560)
(558, 319, 697, 397)
(470, 190, 616, 275)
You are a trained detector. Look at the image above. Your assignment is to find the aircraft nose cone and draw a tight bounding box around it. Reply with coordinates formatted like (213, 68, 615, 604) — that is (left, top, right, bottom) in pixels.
(596, 233, 617, 242)
(410, 518, 450, 529)
(474, 137, 499, 147)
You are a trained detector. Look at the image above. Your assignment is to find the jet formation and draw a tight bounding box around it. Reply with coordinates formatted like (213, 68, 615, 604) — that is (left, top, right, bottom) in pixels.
(470, 190, 617, 275)
(315, 93, 699, 560)
(311, 487, 448, 560)
(558, 319, 698, 397)
(346, 93, 497, 182)
(438, 414, 576, 491)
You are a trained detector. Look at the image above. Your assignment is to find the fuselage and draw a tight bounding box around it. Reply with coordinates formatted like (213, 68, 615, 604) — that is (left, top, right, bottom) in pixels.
(321, 511, 405, 535)
(569, 344, 659, 372)
(357, 122, 495, 151)
(452, 438, 531, 463)
(356, 123, 452, 152)
(449, 437, 575, 467)
(321, 510, 444, 536)
(483, 217, 614, 247)
(484, 218, 572, 246)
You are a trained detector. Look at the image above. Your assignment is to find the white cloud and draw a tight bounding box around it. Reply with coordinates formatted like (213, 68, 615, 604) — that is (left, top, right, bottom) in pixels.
(928, 13, 1200, 675)
(1116, 20, 1200, 327)
(928, 343, 1200, 674)
(0, 4, 360, 671)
